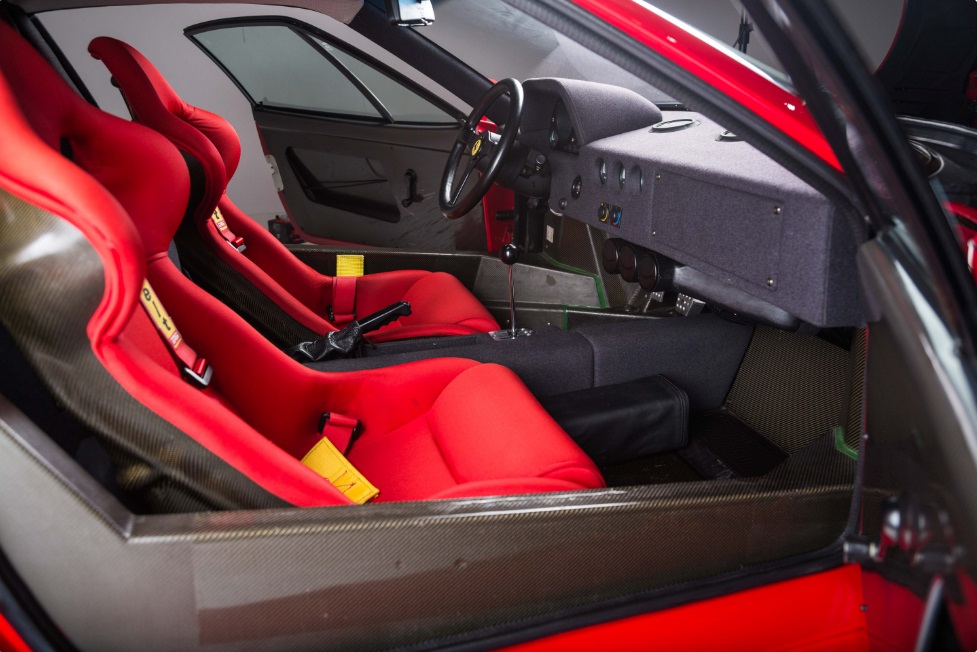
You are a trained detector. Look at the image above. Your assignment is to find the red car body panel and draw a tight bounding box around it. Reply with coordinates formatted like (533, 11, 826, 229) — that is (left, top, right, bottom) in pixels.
(504, 564, 870, 651)
(570, 0, 842, 170)
(0, 610, 31, 652)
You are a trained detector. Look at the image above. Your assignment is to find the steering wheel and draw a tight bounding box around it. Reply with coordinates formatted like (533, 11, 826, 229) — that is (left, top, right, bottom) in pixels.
(439, 78, 524, 219)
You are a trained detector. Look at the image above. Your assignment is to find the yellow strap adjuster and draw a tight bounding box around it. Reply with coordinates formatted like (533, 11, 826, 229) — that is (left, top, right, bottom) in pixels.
(302, 437, 378, 504)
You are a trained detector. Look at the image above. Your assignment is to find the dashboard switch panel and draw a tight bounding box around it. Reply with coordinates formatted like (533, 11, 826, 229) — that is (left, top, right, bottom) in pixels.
(571, 175, 582, 199)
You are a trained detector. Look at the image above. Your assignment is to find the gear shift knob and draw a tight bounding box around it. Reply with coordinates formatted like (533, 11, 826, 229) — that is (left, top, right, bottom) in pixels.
(489, 243, 531, 340)
(500, 243, 520, 266)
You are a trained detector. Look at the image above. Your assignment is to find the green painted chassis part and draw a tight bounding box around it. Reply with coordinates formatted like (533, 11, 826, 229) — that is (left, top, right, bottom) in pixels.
(833, 426, 858, 460)
(540, 252, 608, 309)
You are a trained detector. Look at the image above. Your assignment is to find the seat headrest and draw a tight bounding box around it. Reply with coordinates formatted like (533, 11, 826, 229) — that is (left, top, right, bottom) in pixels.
(89, 36, 243, 185)
(0, 22, 190, 260)
(0, 33, 143, 344)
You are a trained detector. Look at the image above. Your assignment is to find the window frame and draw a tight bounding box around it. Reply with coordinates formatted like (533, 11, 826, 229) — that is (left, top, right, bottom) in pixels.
(185, 16, 466, 126)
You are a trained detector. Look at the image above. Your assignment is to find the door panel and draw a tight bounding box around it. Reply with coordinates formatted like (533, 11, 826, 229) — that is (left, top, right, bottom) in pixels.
(258, 109, 486, 249)
(188, 18, 487, 251)
(286, 147, 401, 224)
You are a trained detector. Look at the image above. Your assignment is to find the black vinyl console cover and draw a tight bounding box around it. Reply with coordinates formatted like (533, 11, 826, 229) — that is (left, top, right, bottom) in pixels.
(540, 375, 688, 466)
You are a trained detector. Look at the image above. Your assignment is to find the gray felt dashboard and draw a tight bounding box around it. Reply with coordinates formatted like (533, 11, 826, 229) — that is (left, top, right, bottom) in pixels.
(520, 79, 862, 328)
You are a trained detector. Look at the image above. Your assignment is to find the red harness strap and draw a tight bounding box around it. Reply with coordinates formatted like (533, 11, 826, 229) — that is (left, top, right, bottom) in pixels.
(318, 411, 361, 453)
(140, 280, 212, 387)
(329, 275, 357, 326)
(210, 207, 246, 252)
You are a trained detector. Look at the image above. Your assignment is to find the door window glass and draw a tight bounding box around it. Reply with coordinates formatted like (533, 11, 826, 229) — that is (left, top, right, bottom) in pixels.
(193, 25, 382, 118)
(192, 23, 456, 123)
(311, 36, 455, 123)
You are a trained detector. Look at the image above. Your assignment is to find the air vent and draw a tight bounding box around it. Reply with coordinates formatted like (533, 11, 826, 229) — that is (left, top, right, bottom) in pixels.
(649, 118, 700, 133)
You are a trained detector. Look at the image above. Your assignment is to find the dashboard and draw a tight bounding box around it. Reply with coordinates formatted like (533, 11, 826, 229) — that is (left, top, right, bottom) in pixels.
(520, 78, 863, 329)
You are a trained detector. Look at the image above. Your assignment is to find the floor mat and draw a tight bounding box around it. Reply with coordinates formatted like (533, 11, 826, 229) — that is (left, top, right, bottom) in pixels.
(687, 409, 788, 477)
(602, 410, 788, 486)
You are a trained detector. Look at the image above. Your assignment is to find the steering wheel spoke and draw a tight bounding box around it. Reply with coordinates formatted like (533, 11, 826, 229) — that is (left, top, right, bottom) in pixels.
(450, 156, 480, 204)
(456, 125, 479, 147)
(439, 79, 524, 219)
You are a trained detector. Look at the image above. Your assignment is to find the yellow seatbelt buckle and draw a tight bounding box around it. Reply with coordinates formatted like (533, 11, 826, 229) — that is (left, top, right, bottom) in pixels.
(336, 254, 364, 277)
(302, 436, 378, 504)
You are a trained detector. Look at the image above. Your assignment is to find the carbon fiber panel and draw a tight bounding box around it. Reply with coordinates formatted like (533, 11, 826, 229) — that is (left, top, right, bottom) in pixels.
(544, 213, 632, 307)
(288, 246, 483, 289)
(174, 218, 320, 350)
(0, 189, 287, 512)
(0, 403, 855, 650)
(723, 325, 851, 453)
(171, 150, 318, 349)
(845, 328, 867, 451)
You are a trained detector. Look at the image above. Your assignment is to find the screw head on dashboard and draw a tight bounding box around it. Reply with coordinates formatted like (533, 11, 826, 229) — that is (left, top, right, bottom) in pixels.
(773, 205, 782, 215)
(766, 278, 775, 287)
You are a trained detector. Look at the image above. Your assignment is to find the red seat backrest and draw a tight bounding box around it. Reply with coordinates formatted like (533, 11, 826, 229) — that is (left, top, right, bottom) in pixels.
(89, 36, 346, 342)
(0, 21, 357, 509)
(89, 36, 240, 223)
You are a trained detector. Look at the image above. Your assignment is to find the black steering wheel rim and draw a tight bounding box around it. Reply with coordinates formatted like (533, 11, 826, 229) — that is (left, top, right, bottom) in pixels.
(439, 78, 523, 219)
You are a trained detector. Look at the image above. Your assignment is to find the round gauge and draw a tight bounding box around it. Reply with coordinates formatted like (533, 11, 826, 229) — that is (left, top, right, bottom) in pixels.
(631, 166, 643, 192)
(597, 158, 607, 184)
(636, 252, 658, 291)
(616, 162, 626, 189)
(618, 244, 638, 282)
(601, 238, 621, 274)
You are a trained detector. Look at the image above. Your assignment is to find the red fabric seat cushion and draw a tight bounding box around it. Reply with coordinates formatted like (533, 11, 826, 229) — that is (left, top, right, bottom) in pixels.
(349, 364, 604, 501)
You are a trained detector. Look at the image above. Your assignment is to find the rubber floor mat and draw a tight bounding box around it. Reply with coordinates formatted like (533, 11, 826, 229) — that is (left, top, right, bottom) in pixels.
(688, 409, 788, 477)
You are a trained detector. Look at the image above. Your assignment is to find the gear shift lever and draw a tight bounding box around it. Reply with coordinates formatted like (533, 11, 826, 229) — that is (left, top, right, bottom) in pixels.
(490, 243, 532, 340)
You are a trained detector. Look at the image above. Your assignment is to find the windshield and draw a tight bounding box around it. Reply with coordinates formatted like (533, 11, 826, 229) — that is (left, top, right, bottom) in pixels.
(418, 0, 902, 107)
(417, 0, 681, 107)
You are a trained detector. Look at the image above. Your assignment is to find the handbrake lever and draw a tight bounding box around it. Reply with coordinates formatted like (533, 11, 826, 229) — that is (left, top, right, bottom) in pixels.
(286, 301, 411, 362)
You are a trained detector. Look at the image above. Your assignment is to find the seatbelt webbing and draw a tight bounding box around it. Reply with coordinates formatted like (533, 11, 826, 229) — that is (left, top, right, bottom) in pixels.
(210, 207, 246, 252)
(330, 275, 357, 326)
(303, 412, 377, 504)
(318, 411, 360, 453)
(139, 279, 212, 388)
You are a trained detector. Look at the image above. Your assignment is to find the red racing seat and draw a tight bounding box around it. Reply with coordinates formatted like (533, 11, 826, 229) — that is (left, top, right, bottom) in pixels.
(87, 36, 500, 347)
(0, 23, 602, 510)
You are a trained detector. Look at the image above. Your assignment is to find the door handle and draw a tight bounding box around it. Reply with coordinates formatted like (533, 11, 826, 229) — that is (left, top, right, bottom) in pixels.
(401, 169, 423, 208)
